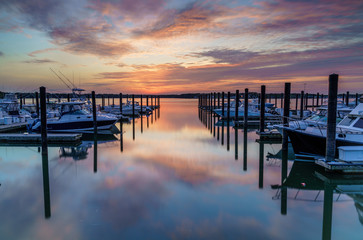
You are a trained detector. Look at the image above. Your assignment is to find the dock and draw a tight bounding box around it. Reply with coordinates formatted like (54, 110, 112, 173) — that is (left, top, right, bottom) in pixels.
(0, 133, 82, 144)
(256, 130, 282, 141)
(0, 122, 28, 133)
(315, 159, 363, 173)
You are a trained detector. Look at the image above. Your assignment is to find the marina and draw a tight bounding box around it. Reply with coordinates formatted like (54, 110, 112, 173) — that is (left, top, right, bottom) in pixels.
(1, 78, 363, 239)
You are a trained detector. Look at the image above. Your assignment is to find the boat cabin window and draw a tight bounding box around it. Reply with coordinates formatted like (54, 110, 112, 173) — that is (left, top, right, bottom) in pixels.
(353, 118, 363, 129)
(339, 116, 356, 126)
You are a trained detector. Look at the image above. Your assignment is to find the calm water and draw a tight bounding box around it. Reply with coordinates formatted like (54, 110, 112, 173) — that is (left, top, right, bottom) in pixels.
(1, 99, 363, 240)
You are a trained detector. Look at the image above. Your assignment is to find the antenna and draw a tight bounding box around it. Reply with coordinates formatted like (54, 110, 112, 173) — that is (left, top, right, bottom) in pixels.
(59, 71, 76, 89)
(49, 68, 72, 91)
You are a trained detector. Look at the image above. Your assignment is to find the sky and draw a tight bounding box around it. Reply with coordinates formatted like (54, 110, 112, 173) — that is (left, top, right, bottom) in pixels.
(0, 0, 362, 94)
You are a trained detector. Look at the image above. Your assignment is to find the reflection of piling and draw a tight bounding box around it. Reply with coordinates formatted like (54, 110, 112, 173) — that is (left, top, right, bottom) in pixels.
(259, 86, 265, 133)
(322, 183, 333, 240)
(235, 127, 238, 160)
(42, 153, 51, 218)
(243, 127, 247, 171)
(258, 142, 264, 189)
(120, 122, 123, 152)
(244, 88, 248, 128)
(326, 74, 338, 162)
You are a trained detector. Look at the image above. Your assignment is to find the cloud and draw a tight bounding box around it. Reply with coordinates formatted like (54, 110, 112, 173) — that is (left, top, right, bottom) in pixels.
(94, 42, 363, 93)
(88, 0, 166, 20)
(191, 48, 259, 64)
(0, 0, 134, 57)
(23, 58, 58, 64)
(27, 48, 57, 57)
(132, 2, 226, 38)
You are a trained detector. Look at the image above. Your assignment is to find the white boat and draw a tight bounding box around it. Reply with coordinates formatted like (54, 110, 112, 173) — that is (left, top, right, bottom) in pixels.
(31, 102, 118, 133)
(284, 97, 363, 157)
(0, 93, 33, 125)
(269, 103, 352, 134)
(213, 99, 275, 118)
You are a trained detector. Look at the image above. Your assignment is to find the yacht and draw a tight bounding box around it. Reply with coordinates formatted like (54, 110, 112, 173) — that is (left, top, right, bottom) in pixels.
(30, 102, 118, 133)
(285, 98, 363, 158)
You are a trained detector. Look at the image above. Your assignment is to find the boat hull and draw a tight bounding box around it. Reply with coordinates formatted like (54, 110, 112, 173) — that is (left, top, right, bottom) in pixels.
(285, 128, 363, 158)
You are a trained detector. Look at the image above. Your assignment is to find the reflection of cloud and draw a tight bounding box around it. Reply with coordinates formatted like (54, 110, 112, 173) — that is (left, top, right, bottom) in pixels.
(0, 51, 4, 56)
(171, 213, 276, 239)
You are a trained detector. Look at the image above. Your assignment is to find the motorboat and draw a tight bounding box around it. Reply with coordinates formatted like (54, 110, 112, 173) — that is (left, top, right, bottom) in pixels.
(0, 93, 33, 125)
(284, 97, 363, 158)
(268, 103, 352, 135)
(30, 102, 118, 133)
(213, 99, 275, 118)
(103, 100, 152, 117)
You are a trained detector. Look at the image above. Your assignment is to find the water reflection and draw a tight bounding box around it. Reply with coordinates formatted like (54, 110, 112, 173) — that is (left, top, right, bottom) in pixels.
(1, 99, 363, 239)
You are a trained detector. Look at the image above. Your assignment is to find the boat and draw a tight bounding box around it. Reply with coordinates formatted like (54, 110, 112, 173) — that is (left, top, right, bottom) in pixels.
(285, 98, 363, 158)
(0, 93, 33, 125)
(268, 103, 352, 135)
(213, 99, 275, 118)
(30, 102, 118, 133)
(103, 100, 152, 117)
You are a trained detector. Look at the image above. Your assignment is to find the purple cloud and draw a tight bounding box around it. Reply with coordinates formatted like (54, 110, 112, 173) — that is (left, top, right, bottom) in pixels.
(22, 58, 57, 64)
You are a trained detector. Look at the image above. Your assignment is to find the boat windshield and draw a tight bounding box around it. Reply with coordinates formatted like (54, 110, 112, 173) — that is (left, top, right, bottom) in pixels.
(61, 104, 89, 115)
(339, 116, 357, 126)
(353, 118, 363, 129)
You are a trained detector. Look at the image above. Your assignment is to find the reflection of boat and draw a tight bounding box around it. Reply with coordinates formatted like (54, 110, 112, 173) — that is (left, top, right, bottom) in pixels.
(31, 102, 118, 133)
(59, 144, 91, 161)
(285, 99, 363, 158)
(266, 144, 296, 161)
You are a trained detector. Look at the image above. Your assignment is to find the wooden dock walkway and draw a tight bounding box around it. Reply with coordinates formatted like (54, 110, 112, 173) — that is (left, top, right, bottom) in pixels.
(0, 122, 28, 133)
(0, 133, 82, 144)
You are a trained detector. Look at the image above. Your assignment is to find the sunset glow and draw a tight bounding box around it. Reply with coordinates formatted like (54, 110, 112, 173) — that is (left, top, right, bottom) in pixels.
(0, 0, 362, 94)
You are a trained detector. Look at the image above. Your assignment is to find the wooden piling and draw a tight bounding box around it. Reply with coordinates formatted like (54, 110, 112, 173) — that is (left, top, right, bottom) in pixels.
(67, 93, 70, 102)
(235, 90, 239, 123)
(222, 92, 225, 117)
(300, 91, 304, 119)
(92, 91, 97, 135)
(346, 91, 349, 106)
(356, 93, 359, 106)
(244, 88, 249, 127)
(119, 93, 123, 114)
(40, 87, 48, 154)
(259, 86, 265, 133)
(325, 74, 338, 162)
(36, 92, 40, 117)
